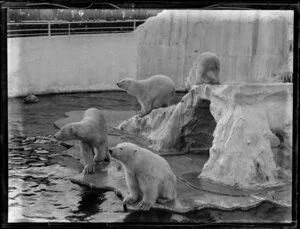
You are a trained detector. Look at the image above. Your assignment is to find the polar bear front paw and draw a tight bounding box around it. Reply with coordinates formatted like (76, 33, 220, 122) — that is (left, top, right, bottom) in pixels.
(137, 200, 153, 211)
(82, 164, 95, 174)
(123, 194, 139, 205)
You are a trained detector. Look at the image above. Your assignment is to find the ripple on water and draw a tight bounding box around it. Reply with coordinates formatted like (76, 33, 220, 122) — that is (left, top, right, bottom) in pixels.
(8, 93, 188, 223)
(8, 137, 85, 222)
(9, 164, 83, 222)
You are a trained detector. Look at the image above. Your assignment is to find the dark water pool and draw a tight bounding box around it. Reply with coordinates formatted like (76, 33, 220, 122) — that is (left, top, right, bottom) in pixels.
(7, 92, 291, 223)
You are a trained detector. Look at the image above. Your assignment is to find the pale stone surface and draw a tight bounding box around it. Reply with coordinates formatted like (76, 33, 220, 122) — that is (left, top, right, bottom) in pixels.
(117, 91, 216, 154)
(118, 84, 292, 189)
(195, 84, 293, 188)
(117, 85, 283, 156)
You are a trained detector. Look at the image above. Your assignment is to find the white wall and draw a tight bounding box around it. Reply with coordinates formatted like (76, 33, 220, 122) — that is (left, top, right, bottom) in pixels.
(135, 10, 293, 87)
(8, 33, 137, 97)
(8, 10, 294, 97)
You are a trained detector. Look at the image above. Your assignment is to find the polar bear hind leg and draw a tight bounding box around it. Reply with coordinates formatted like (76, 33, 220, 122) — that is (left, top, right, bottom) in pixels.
(80, 142, 95, 174)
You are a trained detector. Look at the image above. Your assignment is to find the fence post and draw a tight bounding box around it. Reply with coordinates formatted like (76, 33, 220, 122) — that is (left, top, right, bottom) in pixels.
(68, 23, 71, 35)
(133, 20, 136, 30)
(48, 22, 51, 36)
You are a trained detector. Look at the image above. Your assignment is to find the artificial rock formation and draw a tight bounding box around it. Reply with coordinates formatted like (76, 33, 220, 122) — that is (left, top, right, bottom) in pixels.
(117, 90, 216, 154)
(196, 84, 293, 188)
(118, 83, 293, 188)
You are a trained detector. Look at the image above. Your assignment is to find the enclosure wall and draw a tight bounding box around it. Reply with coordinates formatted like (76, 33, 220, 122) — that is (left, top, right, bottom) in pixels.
(8, 10, 294, 97)
(135, 10, 293, 87)
(8, 33, 137, 97)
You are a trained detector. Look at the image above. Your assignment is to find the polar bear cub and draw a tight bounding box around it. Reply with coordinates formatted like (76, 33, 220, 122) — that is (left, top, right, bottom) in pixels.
(54, 108, 109, 174)
(109, 142, 177, 211)
(116, 75, 175, 117)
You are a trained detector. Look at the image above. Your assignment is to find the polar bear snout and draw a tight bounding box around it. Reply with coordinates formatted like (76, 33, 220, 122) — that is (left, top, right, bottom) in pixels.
(53, 131, 61, 140)
(116, 81, 123, 88)
(53, 133, 58, 139)
(116, 80, 128, 89)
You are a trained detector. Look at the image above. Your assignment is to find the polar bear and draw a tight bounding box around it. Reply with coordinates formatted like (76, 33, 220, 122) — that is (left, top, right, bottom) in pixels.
(185, 52, 220, 90)
(54, 108, 109, 174)
(116, 75, 175, 117)
(109, 142, 177, 211)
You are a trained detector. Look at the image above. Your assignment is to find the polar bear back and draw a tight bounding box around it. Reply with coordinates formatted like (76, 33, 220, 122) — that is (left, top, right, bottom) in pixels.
(54, 108, 107, 144)
(83, 108, 106, 126)
(76, 108, 107, 142)
(133, 147, 173, 177)
(138, 75, 175, 101)
(185, 52, 220, 89)
(111, 142, 175, 181)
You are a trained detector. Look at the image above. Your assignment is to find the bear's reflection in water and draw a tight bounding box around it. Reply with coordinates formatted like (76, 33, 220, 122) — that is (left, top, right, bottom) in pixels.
(65, 188, 106, 222)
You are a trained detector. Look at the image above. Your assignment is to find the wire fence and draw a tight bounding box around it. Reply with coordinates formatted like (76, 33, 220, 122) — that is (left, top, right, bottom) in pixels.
(7, 20, 146, 38)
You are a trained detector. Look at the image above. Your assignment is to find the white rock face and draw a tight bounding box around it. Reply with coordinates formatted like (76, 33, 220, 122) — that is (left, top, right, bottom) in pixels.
(118, 91, 216, 154)
(196, 84, 293, 188)
(118, 83, 292, 188)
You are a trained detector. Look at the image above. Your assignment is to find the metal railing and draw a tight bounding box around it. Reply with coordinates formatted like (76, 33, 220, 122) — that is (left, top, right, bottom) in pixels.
(7, 20, 146, 38)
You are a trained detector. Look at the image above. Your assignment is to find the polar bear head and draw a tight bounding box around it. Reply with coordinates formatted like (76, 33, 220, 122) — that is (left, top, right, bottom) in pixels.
(54, 123, 84, 141)
(116, 78, 138, 96)
(109, 142, 138, 165)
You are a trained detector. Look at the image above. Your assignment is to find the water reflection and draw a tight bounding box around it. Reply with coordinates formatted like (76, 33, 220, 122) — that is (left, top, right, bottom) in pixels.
(123, 208, 218, 223)
(124, 209, 174, 223)
(65, 188, 106, 222)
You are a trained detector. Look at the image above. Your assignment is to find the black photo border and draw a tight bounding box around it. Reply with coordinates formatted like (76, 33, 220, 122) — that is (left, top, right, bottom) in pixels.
(1, 1, 299, 228)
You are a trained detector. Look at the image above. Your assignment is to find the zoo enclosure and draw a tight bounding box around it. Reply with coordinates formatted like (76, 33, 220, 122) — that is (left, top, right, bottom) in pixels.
(7, 20, 146, 37)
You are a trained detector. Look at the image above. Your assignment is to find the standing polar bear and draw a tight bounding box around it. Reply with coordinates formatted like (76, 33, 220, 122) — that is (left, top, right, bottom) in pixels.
(116, 75, 175, 117)
(109, 142, 177, 211)
(185, 52, 220, 90)
(54, 108, 109, 174)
